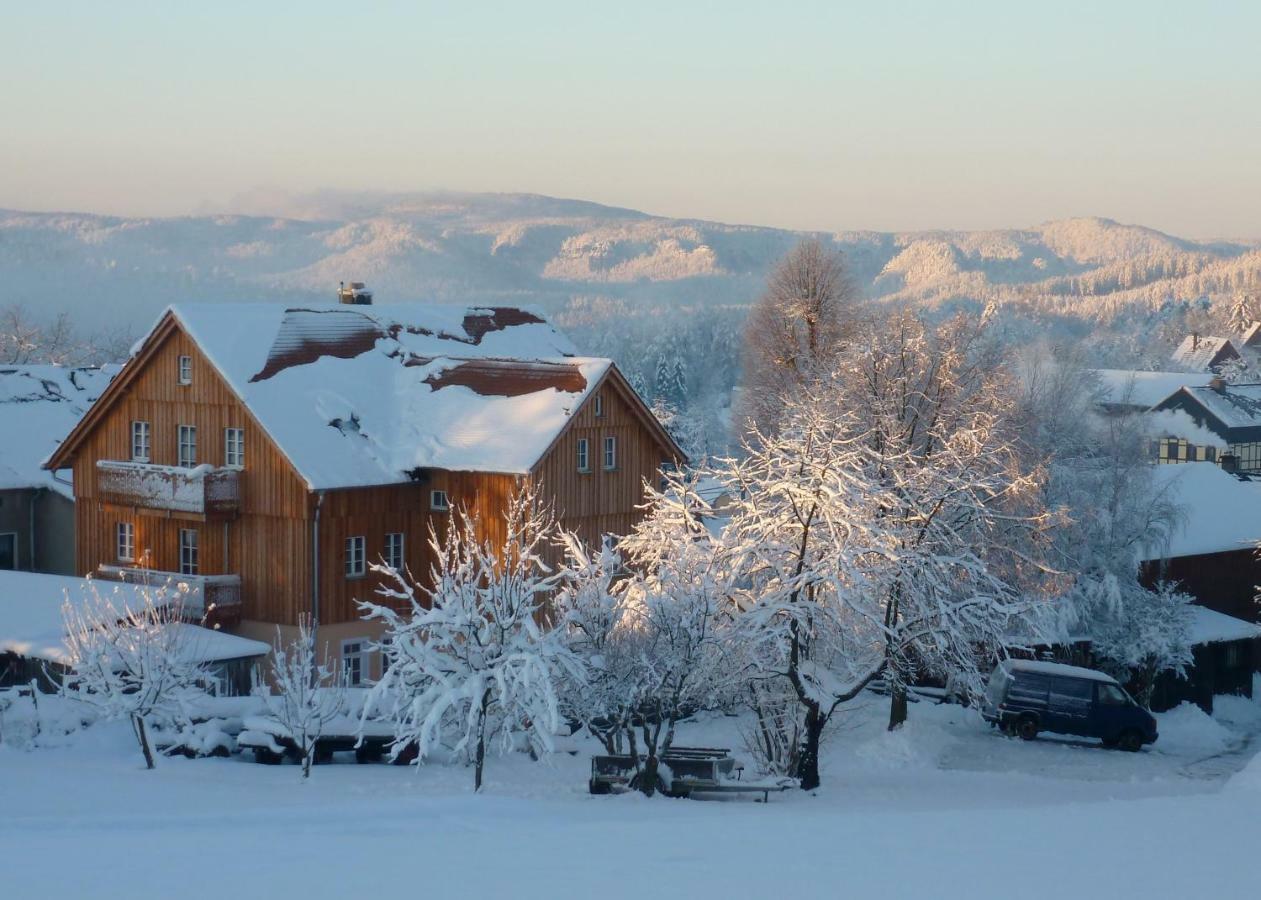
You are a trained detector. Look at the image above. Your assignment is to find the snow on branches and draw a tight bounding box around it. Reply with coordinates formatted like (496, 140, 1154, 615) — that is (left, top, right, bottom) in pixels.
(261, 616, 346, 779)
(361, 484, 582, 792)
(60, 579, 213, 769)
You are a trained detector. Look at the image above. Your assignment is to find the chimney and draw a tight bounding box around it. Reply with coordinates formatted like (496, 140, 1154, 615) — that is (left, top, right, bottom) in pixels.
(338, 281, 373, 305)
(1192, 332, 1200, 350)
(1209, 375, 1226, 394)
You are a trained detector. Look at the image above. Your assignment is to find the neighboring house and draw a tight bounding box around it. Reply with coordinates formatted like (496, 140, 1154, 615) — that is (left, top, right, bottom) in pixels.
(1092, 369, 1213, 414)
(1240, 321, 1261, 350)
(0, 569, 268, 693)
(0, 365, 113, 575)
(44, 301, 683, 681)
(1137, 463, 1261, 711)
(1170, 334, 1240, 372)
(1150, 380, 1261, 472)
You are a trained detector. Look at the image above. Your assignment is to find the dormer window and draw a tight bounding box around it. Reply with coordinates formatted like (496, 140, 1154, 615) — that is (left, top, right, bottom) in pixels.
(177, 355, 192, 385)
(430, 490, 450, 512)
(594, 393, 604, 418)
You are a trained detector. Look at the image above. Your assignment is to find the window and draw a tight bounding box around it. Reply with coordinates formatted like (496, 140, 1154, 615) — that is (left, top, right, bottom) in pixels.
(345, 536, 366, 577)
(1224, 642, 1245, 668)
(131, 421, 151, 463)
(576, 438, 590, 472)
(224, 427, 244, 468)
(178, 424, 197, 468)
(177, 355, 192, 385)
(116, 522, 135, 562)
(384, 532, 404, 571)
(1096, 683, 1128, 706)
(593, 393, 604, 418)
(430, 490, 450, 512)
(0, 533, 15, 570)
(179, 528, 199, 575)
(341, 640, 366, 687)
(603, 435, 617, 470)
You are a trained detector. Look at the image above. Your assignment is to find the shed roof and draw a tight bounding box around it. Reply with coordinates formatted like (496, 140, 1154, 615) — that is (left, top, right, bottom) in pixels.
(1144, 462, 1261, 560)
(0, 570, 269, 665)
(1157, 383, 1261, 430)
(1093, 369, 1214, 410)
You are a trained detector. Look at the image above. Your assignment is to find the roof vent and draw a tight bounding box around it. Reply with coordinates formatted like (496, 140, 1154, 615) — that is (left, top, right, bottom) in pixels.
(1209, 375, 1226, 394)
(338, 281, 373, 305)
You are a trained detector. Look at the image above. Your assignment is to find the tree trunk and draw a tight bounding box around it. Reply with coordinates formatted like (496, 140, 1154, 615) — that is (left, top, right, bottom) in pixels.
(302, 740, 313, 780)
(473, 691, 490, 793)
(798, 705, 825, 791)
(888, 683, 908, 731)
(132, 713, 155, 770)
(638, 752, 661, 797)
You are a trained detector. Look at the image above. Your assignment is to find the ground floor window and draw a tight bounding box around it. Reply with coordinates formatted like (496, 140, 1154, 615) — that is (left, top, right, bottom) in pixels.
(116, 522, 135, 562)
(1230, 442, 1261, 471)
(0, 533, 15, 570)
(345, 536, 366, 577)
(179, 528, 199, 576)
(341, 640, 366, 686)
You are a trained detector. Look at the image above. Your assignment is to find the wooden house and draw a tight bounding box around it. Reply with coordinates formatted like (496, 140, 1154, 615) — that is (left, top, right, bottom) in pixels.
(44, 301, 683, 681)
(1170, 334, 1240, 373)
(1150, 380, 1261, 472)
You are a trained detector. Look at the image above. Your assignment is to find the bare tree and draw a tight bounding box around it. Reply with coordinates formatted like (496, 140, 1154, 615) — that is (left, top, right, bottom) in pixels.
(737, 238, 863, 435)
(0, 302, 135, 365)
(265, 616, 346, 780)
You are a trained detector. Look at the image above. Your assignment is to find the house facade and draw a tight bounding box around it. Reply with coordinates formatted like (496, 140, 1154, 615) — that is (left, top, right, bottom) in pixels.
(0, 365, 113, 575)
(1150, 381, 1261, 472)
(45, 302, 682, 682)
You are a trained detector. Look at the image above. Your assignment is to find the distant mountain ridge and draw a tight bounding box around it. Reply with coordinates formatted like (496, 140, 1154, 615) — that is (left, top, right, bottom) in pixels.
(1, 191, 1258, 333)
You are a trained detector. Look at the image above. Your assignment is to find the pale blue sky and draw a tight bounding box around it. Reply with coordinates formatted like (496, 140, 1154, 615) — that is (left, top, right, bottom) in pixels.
(2, 1, 1258, 235)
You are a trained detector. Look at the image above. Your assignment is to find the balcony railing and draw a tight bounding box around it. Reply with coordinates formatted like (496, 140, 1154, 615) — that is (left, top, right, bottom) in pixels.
(97, 460, 240, 518)
(95, 565, 242, 619)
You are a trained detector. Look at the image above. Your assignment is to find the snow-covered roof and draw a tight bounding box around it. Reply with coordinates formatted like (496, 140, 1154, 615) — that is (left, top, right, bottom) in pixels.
(1162, 383, 1261, 430)
(1002, 658, 1117, 683)
(153, 303, 609, 488)
(1093, 369, 1214, 410)
(1188, 606, 1261, 645)
(1146, 409, 1226, 448)
(1144, 463, 1261, 559)
(1170, 335, 1238, 372)
(0, 570, 269, 665)
(0, 365, 114, 497)
(1241, 321, 1261, 348)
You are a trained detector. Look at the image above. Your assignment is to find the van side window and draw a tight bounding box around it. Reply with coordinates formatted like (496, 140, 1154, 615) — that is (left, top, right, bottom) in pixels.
(1097, 683, 1127, 706)
(1053, 678, 1092, 701)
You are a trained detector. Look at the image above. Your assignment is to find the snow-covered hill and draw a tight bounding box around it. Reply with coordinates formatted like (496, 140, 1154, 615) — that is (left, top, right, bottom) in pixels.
(0, 192, 1258, 333)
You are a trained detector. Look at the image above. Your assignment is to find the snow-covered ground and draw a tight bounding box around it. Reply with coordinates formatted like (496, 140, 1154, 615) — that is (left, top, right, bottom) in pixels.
(2, 692, 1260, 899)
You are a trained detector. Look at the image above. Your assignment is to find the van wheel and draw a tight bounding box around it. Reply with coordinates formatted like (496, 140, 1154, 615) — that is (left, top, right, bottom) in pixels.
(1116, 730, 1143, 752)
(1016, 715, 1039, 741)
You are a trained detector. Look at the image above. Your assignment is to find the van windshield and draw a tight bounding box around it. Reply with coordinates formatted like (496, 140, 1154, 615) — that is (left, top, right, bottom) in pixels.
(1097, 683, 1129, 706)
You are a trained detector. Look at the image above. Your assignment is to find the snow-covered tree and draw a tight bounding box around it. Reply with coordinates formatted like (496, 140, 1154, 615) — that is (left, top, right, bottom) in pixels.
(60, 580, 211, 769)
(1091, 580, 1195, 707)
(264, 616, 346, 779)
(362, 485, 582, 791)
(1228, 292, 1256, 335)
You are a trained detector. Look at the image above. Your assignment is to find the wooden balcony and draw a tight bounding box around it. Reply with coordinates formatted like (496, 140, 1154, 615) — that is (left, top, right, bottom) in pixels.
(97, 460, 240, 519)
(95, 565, 242, 625)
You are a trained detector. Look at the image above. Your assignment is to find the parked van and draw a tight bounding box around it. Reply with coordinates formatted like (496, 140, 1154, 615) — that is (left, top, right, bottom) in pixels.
(982, 659, 1158, 751)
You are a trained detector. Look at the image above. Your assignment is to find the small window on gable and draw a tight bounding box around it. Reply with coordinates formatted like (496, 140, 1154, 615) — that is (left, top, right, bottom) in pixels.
(594, 393, 604, 418)
(431, 490, 450, 512)
(577, 438, 590, 472)
(178, 355, 192, 385)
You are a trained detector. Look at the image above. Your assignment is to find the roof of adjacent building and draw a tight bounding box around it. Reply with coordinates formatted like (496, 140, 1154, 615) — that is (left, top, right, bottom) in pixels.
(1241, 322, 1261, 348)
(0, 570, 270, 665)
(1093, 369, 1215, 409)
(1145, 462, 1261, 560)
(1170, 334, 1238, 371)
(0, 365, 115, 498)
(49, 303, 678, 490)
(1157, 383, 1261, 431)
(1189, 606, 1261, 645)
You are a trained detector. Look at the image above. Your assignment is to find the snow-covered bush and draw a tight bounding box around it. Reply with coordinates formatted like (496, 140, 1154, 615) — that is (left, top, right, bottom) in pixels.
(260, 616, 346, 779)
(362, 485, 582, 791)
(1091, 580, 1195, 707)
(60, 579, 213, 769)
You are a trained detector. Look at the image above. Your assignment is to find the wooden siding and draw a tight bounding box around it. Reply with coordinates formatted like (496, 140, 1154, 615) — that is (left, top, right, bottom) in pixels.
(68, 324, 312, 626)
(530, 372, 678, 550)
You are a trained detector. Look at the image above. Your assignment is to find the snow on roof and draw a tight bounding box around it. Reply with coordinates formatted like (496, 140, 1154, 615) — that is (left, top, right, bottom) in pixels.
(159, 303, 608, 488)
(1188, 606, 1261, 645)
(0, 570, 269, 665)
(1092, 369, 1214, 409)
(1144, 463, 1261, 559)
(1170, 335, 1237, 372)
(1241, 321, 1261, 348)
(1146, 409, 1226, 448)
(1163, 383, 1261, 430)
(0, 365, 114, 497)
(1002, 658, 1117, 683)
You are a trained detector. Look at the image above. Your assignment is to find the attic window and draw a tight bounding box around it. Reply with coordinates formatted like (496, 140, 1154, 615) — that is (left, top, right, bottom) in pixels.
(430, 490, 450, 512)
(178, 355, 192, 385)
(594, 393, 605, 418)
